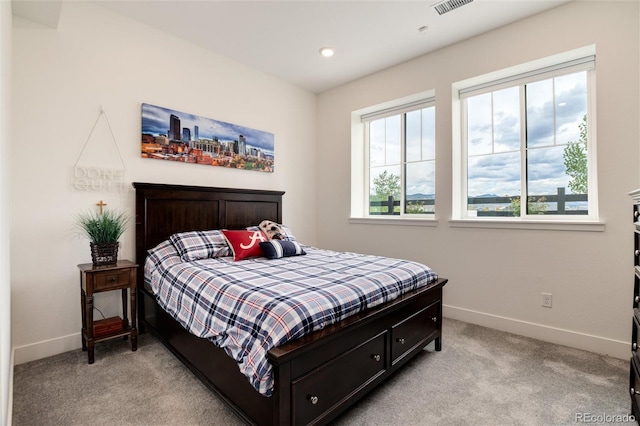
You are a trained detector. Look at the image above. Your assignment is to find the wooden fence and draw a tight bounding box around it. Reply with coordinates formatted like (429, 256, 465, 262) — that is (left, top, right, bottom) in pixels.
(370, 187, 588, 216)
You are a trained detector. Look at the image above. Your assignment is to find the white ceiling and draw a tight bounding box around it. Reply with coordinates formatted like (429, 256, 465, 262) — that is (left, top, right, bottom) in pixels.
(13, 0, 573, 93)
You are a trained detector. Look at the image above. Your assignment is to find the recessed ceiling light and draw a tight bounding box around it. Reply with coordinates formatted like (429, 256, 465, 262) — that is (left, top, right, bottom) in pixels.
(319, 47, 335, 58)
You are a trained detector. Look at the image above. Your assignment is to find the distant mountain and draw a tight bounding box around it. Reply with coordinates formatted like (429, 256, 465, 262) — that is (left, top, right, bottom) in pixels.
(406, 193, 435, 200)
(405, 193, 502, 200)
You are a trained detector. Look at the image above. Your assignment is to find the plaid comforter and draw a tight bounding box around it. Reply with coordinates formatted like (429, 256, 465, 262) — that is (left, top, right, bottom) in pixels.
(145, 241, 439, 396)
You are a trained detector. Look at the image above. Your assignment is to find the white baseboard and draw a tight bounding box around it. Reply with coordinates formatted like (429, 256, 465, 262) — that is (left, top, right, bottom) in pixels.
(11, 307, 629, 366)
(444, 304, 629, 360)
(12, 333, 81, 366)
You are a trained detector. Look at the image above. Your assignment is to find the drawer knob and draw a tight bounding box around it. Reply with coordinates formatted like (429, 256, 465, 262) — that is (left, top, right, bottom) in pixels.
(397, 338, 405, 345)
(308, 395, 319, 405)
(372, 354, 381, 362)
(634, 343, 638, 351)
(632, 387, 640, 395)
(636, 250, 640, 257)
(635, 211, 639, 218)
(110, 277, 117, 282)
(636, 296, 640, 304)
(431, 316, 438, 323)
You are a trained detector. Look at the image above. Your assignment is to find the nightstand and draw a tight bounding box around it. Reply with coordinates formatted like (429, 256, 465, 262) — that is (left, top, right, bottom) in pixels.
(78, 259, 138, 364)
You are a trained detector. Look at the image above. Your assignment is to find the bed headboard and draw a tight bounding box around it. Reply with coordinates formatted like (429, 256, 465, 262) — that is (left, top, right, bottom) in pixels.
(132, 181, 284, 271)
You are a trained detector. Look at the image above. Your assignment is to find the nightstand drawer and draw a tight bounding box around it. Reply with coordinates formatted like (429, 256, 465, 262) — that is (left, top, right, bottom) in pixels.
(94, 270, 131, 291)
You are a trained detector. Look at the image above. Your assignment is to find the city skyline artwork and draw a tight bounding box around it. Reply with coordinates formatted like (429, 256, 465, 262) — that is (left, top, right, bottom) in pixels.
(141, 103, 274, 173)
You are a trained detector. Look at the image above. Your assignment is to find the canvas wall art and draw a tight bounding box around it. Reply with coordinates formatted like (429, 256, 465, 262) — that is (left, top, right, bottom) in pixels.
(141, 103, 274, 172)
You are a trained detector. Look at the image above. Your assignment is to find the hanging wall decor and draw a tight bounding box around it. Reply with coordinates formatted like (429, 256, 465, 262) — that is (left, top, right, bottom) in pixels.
(141, 103, 274, 172)
(74, 106, 127, 192)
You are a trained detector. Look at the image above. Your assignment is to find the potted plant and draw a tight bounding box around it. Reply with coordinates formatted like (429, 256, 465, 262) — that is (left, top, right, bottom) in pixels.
(75, 209, 129, 266)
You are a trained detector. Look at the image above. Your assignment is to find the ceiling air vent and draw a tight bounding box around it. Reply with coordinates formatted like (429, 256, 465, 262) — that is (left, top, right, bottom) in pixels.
(432, 0, 474, 15)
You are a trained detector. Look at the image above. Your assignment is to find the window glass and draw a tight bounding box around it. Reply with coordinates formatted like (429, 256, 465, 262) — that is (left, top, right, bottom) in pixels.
(366, 104, 435, 216)
(463, 68, 591, 218)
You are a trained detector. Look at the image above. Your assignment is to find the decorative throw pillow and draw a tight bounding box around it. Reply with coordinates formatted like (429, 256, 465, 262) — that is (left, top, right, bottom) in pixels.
(222, 229, 268, 261)
(258, 220, 286, 240)
(248, 222, 297, 241)
(169, 230, 231, 261)
(259, 240, 306, 259)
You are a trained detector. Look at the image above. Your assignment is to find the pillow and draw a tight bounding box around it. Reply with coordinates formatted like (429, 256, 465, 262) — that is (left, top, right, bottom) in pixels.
(247, 223, 297, 241)
(258, 220, 286, 240)
(259, 240, 306, 259)
(280, 225, 297, 242)
(146, 239, 178, 269)
(221, 229, 268, 261)
(169, 230, 231, 261)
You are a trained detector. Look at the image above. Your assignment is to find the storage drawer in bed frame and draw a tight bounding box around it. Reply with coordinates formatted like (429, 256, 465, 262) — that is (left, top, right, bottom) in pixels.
(291, 330, 387, 425)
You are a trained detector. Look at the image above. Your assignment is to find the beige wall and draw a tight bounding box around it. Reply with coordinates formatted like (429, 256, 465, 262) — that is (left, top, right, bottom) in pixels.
(1, 1, 12, 423)
(317, 1, 640, 358)
(10, 2, 317, 363)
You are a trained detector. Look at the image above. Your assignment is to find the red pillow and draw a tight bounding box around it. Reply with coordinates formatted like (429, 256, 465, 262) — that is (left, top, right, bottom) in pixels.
(221, 229, 268, 261)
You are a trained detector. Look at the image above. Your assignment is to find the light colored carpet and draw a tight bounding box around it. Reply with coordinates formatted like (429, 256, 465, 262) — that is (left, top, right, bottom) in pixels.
(12, 319, 631, 426)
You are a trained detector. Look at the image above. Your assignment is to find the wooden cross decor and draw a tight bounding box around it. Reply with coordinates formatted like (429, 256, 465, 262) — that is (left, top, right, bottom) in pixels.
(96, 200, 107, 214)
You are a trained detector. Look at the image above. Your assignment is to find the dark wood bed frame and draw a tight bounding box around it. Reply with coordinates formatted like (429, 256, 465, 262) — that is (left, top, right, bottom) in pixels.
(133, 182, 448, 426)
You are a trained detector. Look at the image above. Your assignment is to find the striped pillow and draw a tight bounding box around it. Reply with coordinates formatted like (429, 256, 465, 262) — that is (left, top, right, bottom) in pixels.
(259, 240, 306, 259)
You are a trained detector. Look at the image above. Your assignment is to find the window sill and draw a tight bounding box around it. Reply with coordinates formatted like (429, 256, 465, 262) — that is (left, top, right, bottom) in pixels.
(448, 218, 605, 232)
(349, 217, 439, 227)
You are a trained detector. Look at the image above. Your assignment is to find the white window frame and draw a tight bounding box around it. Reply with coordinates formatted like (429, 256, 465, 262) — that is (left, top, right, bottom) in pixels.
(350, 90, 438, 226)
(451, 46, 604, 232)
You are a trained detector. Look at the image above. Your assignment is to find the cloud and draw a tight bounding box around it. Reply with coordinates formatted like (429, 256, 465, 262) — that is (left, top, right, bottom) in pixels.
(468, 152, 520, 196)
(527, 146, 571, 194)
(526, 72, 587, 146)
(406, 161, 435, 194)
(466, 71, 587, 197)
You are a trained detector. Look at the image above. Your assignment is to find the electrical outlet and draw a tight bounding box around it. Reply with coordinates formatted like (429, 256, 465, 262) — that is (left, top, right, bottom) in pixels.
(542, 292, 552, 308)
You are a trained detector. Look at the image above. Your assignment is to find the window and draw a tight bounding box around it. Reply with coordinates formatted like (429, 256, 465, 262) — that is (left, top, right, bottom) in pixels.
(453, 48, 598, 224)
(351, 92, 436, 220)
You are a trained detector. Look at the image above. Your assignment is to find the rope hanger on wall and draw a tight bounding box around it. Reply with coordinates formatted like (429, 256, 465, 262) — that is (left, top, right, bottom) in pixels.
(74, 105, 126, 170)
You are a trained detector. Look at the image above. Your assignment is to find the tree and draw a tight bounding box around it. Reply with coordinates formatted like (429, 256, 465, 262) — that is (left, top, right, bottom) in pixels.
(372, 170, 400, 200)
(563, 115, 588, 194)
(370, 170, 401, 214)
(510, 196, 548, 216)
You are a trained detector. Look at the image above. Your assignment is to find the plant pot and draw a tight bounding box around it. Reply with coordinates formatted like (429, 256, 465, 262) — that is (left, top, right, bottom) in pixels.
(90, 242, 119, 266)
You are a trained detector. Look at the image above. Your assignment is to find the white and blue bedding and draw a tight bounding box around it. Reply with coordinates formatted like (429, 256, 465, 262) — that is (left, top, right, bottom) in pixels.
(144, 239, 439, 396)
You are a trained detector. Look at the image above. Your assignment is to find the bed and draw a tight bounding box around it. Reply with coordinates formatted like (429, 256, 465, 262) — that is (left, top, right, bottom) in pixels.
(133, 182, 448, 425)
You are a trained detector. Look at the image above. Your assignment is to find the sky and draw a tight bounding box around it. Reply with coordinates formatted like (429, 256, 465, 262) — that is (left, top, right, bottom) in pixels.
(141, 103, 274, 155)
